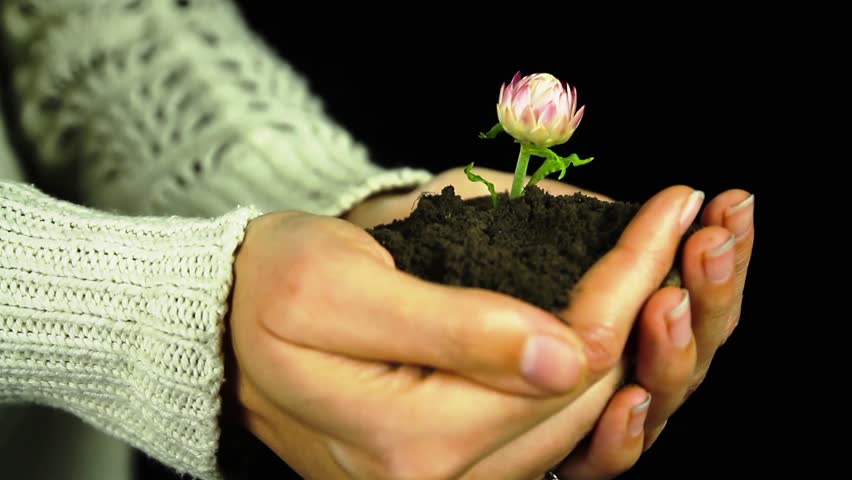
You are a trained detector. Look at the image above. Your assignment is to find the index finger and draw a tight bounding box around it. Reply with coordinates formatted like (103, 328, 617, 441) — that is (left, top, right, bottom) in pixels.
(560, 185, 705, 376)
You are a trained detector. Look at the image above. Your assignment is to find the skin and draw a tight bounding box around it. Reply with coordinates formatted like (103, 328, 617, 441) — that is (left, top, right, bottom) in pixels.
(227, 167, 755, 480)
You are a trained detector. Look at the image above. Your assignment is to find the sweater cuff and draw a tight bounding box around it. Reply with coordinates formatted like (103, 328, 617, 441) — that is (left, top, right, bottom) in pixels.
(0, 181, 262, 480)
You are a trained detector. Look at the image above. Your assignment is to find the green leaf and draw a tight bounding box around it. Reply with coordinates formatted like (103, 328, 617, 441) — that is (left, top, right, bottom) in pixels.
(464, 162, 499, 208)
(478, 123, 504, 140)
(526, 149, 594, 187)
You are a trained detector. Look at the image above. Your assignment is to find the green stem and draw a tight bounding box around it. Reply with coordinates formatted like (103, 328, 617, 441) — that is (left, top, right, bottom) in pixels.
(511, 144, 530, 199)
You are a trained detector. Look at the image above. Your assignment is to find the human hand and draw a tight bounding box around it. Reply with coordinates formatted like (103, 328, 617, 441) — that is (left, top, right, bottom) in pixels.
(346, 166, 755, 478)
(551, 188, 754, 478)
(227, 209, 602, 479)
(555, 186, 754, 476)
(625, 187, 755, 450)
(226, 182, 698, 479)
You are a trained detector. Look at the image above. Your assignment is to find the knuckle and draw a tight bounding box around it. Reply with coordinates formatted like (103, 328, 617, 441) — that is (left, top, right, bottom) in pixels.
(734, 250, 752, 278)
(442, 293, 513, 373)
(578, 322, 622, 372)
(444, 317, 476, 369)
(617, 240, 675, 284)
(267, 249, 333, 329)
(643, 361, 692, 395)
(703, 297, 733, 319)
(686, 369, 709, 398)
(278, 250, 317, 304)
(696, 297, 735, 337)
(666, 347, 697, 386)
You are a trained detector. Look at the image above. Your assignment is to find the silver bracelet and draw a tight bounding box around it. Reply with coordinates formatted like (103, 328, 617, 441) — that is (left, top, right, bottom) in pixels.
(545, 472, 560, 480)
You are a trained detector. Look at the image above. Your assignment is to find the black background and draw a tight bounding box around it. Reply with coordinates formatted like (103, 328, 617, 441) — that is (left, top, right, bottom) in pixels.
(188, 4, 785, 479)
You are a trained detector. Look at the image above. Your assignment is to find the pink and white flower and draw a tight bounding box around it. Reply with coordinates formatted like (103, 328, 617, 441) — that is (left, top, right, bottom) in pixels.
(497, 72, 586, 148)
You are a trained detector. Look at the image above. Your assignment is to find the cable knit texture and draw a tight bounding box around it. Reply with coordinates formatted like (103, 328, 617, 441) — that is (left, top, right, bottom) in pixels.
(0, 0, 433, 479)
(1, 0, 432, 218)
(0, 181, 261, 479)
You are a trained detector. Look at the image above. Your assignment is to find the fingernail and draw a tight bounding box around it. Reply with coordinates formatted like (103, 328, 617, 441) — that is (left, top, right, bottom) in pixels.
(703, 234, 735, 283)
(679, 190, 705, 234)
(666, 290, 692, 349)
(521, 335, 583, 393)
(628, 393, 652, 438)
(724, 194, 755, 240)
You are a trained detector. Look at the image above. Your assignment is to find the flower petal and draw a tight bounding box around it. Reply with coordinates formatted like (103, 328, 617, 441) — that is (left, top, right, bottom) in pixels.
(571, 105, 586, 129)
(528, 125, 552, 147)
(550, 112, 566, 136)
(555, 88, 570, 117)
(520, 105, 536, 131)
(502, 105, 522, 138)
(539, 102, 558, 126)
(565, 84, 575, 117)
(500, 82, 513, 106)
(513, 84, 531, 112)
(510, 71, 522, 88)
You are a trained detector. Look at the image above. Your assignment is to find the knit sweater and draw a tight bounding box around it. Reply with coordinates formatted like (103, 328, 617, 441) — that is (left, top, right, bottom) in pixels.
(0, 1, 432, 479)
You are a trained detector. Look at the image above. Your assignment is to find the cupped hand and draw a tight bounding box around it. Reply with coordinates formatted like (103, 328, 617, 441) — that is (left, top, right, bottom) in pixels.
(228, 210, 600, 479)
(629, 187, 755, 449)
(556, 188, 755, 479)
(226, 179, 701, 479)
(347, 166, 755, 479)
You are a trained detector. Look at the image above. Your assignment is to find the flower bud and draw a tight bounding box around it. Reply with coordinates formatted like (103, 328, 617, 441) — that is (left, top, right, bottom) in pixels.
(497, 72, 585, 148)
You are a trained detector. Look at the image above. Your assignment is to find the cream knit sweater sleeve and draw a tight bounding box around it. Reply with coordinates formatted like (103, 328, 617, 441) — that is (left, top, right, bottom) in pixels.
(0, 181, 260, 480)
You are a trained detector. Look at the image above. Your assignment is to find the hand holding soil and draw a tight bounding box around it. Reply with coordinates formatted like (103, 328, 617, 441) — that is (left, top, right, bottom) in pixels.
(346, 69, 755, 476)
(346, 167, 754, 477)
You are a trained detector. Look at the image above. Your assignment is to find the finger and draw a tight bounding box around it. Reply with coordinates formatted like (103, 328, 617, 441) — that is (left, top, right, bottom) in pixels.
(555, 386, 651, 480)
(466, 186, 702, 477)
(561, 185, 704, 377)
(235, 331, 391, 442)
(680, 225, 737, 375)
(240, 336, 601, 480)
(702, 189, 755, 244)
(461, 366, 624, 479)
(701, 189, 756, 331)
(261, 217, 590, 398)
(238, 339, 504, 480)
(635, 287, 697, 429)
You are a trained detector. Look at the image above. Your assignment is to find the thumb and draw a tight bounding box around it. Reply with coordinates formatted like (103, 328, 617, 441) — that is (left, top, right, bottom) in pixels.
(559, 185, 705, 377)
